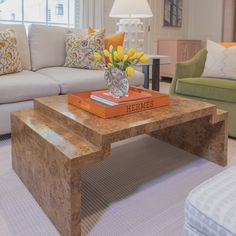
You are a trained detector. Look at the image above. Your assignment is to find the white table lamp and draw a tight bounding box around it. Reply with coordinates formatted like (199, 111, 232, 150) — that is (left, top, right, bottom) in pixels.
(109, 0, 153, 51)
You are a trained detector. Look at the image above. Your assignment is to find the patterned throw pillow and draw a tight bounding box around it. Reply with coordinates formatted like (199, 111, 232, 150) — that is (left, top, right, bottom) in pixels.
(64, 30, 105, 70)
(0, 28, 22, 76)
(88, 27, 125, 51)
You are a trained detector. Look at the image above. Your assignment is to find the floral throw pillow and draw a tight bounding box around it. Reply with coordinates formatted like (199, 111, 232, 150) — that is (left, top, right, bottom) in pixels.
(64, 30, 105, 70)
(0, 28, 22, 76)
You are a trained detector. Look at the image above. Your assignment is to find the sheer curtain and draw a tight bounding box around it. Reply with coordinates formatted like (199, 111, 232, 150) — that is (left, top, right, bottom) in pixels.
(75, 0, 104, 29)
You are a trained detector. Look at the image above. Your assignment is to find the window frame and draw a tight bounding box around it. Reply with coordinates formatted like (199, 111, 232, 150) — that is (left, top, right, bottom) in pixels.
(0, 0, 75, 27)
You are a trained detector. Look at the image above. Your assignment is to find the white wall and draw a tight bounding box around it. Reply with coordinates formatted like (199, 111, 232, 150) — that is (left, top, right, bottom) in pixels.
(102, 0, 225, 53)
(144, 0, 189, 53)
(187, 0, 224, 44)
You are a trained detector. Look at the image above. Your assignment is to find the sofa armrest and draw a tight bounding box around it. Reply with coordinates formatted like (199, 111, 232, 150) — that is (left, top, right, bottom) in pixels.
(169, 48, 208, 95)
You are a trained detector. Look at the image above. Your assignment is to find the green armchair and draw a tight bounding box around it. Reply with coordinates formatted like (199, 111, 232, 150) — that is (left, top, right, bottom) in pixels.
(170, 48, 236, 138)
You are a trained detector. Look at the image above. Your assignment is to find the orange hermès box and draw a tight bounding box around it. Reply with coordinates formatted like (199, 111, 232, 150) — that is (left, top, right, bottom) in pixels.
(68, 87, 170, 119)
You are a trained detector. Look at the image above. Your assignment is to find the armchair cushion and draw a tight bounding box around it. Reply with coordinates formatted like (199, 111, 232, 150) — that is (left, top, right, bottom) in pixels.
(176, 77, 236, 103)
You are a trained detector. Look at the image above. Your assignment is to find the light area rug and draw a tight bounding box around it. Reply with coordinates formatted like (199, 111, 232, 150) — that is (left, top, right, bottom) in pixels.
(1, 135, 236, 236)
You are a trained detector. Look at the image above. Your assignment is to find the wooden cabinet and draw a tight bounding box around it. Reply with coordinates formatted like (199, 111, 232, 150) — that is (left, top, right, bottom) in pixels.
(157, 40, 202, 78)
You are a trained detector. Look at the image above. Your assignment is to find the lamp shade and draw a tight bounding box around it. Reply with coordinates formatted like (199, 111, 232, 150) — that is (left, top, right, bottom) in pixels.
(109, 0, 153, 18)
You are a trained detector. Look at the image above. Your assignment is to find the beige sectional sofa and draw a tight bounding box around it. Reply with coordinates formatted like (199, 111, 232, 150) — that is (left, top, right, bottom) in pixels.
(0, 24, 144, 135)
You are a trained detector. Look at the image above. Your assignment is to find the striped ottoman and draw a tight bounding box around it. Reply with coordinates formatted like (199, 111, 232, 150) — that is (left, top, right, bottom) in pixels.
(184, 166, 236, 236)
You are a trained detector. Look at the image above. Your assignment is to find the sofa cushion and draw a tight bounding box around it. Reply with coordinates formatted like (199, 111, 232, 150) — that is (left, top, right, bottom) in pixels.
(37, 67, 144, 94)
(0, 70, 60, 104)
(0, 23, 31, 70)
(29, 24, 87, 71)
(176, 77, 236, 103)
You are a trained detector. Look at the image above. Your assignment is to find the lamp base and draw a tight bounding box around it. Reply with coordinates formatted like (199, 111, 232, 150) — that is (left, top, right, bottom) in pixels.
(117, 19, 145, 52)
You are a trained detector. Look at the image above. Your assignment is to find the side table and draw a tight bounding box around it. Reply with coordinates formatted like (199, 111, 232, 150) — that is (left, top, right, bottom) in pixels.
(140, 55, 171, 91)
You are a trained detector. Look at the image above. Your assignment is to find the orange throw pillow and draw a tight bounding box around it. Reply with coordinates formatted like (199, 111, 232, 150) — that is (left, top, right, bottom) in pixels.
(88, 27, 125, 50)
(104, 32, 125, 51)
(88, 27, 125, 64)
(220, 42, 236, 48)
(88, 26, 96, 35)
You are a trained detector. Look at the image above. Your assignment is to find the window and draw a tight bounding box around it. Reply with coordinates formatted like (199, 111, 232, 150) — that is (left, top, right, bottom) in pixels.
(0, 0, 76, 27)
(56, 4, 64, 16)
(0, 0, 22, 22)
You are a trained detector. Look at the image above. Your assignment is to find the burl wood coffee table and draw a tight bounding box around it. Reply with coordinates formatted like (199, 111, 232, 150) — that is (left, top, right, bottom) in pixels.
(11, 94, 228, 236)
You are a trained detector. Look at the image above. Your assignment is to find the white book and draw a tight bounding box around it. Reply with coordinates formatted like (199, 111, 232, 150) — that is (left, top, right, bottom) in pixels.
(90, 95, 118, 106)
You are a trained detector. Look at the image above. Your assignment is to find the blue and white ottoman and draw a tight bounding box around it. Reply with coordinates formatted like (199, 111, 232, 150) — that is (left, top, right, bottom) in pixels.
(184, 166, 236, 236)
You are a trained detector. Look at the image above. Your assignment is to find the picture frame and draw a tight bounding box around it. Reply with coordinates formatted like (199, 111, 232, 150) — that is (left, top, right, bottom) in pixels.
(163, 0, 183, 27)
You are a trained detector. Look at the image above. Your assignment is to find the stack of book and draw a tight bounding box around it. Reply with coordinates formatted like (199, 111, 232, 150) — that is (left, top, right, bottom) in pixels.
(90, 89, 152, 106)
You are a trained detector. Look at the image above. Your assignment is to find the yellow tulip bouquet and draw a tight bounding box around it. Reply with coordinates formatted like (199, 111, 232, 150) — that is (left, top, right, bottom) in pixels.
(94, 45, 149, 77)
(94, 45, 149, 98)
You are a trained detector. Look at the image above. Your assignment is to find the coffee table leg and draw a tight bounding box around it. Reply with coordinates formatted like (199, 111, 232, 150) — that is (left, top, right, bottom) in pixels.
(11, 115, 82, 236)
(151, 112, 228, 166)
